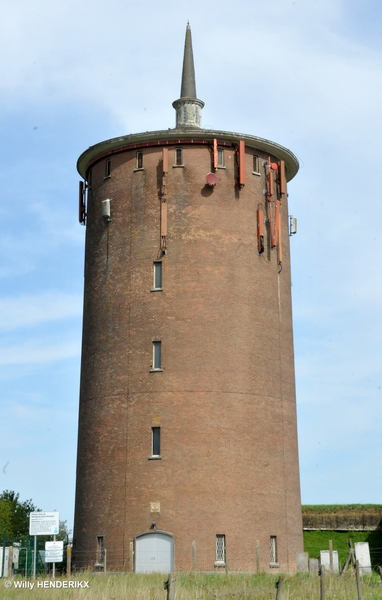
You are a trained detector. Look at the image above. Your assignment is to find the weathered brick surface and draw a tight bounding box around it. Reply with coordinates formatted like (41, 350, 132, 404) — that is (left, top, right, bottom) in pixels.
(73, 138, 303, 572)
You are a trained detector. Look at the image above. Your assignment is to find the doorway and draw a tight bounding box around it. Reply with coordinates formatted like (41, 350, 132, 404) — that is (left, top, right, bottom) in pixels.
(135, 532, 174, 573)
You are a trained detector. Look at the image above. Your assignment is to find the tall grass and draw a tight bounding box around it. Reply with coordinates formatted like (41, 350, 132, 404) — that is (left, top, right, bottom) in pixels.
(1, 572, 382, 600)
(302, 504, 382, 514)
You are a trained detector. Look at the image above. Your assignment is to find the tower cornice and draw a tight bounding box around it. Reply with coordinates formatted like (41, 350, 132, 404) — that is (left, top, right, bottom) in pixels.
(77, 127, 299, 181)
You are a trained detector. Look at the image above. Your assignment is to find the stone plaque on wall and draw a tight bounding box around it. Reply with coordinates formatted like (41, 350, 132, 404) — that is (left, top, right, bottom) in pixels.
(150, 502, 160, 513)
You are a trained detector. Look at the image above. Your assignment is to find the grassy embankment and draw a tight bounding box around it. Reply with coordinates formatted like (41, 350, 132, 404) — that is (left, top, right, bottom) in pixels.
(302, 504, 382, 569)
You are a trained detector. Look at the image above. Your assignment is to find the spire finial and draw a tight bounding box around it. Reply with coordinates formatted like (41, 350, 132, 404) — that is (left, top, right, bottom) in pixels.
(172, 23, 204, 129)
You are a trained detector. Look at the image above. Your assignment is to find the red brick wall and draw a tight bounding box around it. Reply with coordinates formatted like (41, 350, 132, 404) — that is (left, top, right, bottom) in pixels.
(73, 139, 303, 572)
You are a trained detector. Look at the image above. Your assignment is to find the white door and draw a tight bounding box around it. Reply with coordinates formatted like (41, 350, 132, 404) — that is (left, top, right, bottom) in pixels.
(135, 532, 174, 573)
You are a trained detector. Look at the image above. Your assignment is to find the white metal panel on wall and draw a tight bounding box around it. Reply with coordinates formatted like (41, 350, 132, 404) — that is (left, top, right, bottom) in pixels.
(135, 532, 174, 573)
(0, 548, 9, 577)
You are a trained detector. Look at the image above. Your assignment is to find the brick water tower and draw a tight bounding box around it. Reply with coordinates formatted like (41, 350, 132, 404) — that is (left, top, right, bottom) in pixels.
(73, 24, 303, 572)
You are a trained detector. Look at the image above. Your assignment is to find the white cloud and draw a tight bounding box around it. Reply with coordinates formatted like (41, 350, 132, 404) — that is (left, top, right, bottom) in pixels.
(0, 292, 82, 330)
(0, 338, 80, 366)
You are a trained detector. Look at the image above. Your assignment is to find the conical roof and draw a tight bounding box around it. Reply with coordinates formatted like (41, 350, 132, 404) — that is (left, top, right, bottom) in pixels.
(173, 23, 204, 128)
(180, 22, 197, 99)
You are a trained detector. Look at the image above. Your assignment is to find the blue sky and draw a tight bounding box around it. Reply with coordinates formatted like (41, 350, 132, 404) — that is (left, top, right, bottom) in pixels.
(1, 0, 382, 531)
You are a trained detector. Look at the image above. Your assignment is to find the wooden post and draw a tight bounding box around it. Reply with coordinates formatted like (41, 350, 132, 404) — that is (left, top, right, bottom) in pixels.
(329, 540, 333, 575)
(320, 567, 326, 600)
(341, 541, 353, 577)
(165, 574, 175, 600)
(349, 539, 356, 567)
(328, 539, 333, 592)
(129, 541, 134, 571)
(341, 551, 351, 576)
(66, 545, 71, 577)
(355, 560, 362, 600)
(104, 548, 107, 574)
(275, 575, 286, 600)
(256, 540, 260, 572)
(377, 565, 382, 581)
(192, 541, 196, 571)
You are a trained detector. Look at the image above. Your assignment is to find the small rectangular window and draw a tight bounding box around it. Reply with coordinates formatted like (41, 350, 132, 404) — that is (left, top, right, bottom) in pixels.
(153, 262, 162, 290)
(215, 534, 225, 565)
(175, 148, 183, 166)
(105, 159, 111, 177)
(253, 155, 259, 174)
(152, 427, 161, 456)
(217, 148, 224, 168)
(136, 151, 143, 169)
(152, 341, 161, 370)
(97, 536, 104, 565)
(270, 536, 278, 564)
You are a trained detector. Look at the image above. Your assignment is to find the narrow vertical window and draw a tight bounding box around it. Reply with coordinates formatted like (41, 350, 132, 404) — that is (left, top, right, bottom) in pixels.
(153, 262, 162, 290)
(217, 148, 224, 167)
(253, 155, 259, 173)
(152, 427, 161, 456)
(97, 536, 104, 564)
(105, 159, 111, 177)
(270, 536, 278, 564)
(215, 534, 225, 565)
(136, 151, 143, 169)
(152, 341, 161, 370)
(175, 148, 183, 166)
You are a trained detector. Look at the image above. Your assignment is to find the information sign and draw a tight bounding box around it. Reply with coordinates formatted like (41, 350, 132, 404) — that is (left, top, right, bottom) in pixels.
(45, 541, 64, 563)
(29, 511, 60, 536)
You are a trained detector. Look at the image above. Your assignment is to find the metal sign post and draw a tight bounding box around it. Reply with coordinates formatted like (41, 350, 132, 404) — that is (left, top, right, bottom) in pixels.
(45, 541, 64, 573)
(29, 512, 60, 579)
(33, 536, 37, 579)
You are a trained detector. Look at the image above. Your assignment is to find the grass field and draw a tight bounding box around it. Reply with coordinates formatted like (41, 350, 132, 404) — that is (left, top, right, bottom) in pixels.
(1, 572, 382, 600)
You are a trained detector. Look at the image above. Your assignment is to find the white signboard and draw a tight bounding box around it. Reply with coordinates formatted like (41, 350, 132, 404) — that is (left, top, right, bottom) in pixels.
(29, 511, 60, 536)
(45, 541, 64, 563)
(354, 542, 372, 575)
(320, 550, 339, 575)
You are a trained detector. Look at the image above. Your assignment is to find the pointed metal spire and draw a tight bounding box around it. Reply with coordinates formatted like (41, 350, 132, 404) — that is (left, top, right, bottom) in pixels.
(180, 22, 197, 99)
(173, 23, 204, 129)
